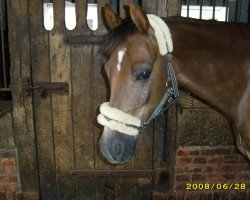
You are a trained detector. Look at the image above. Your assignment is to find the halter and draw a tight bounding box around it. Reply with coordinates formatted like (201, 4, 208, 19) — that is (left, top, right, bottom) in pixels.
(97, 14, 180, 136)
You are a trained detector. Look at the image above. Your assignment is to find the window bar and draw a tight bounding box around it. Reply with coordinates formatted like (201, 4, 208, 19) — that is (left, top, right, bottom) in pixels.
(236, 0, 242, 22)
(187, 0, 190, 18)
(199, 0, 203, 19)
(0, 0, 7, 89)
(212, 0, 216, 20)
(224, 0, 229, 22)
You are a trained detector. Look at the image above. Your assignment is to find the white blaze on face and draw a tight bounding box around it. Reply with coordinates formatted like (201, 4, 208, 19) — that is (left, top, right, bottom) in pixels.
(117, 48, 126, 71)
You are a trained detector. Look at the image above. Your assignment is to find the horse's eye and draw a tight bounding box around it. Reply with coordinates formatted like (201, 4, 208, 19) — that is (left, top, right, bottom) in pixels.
(136, 70, 151, 81)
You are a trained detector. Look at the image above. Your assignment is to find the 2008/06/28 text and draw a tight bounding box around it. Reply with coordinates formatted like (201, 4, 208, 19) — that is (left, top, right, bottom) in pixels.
(186, 183, 246, 190)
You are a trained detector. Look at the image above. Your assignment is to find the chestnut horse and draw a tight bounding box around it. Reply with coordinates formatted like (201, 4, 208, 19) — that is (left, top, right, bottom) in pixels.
(98, 2, 250, 164)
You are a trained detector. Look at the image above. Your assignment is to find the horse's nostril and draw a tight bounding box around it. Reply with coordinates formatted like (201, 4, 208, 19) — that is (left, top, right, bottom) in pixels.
(112, 141, 125, 160)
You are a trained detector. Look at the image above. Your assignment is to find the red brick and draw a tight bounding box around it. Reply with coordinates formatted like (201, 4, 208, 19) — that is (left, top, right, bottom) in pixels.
(193, 157, 207, 164)
(193, 193, 203, 200)
(222, 173, 236, 180)
(192, 174, 205, 181)
(220, 191, 230, 200)
(238, 155, 248, 163)
(177, 148, 200, 156)
(175, 183, 186, 190)
(4, 167, 17, 175)
(152, 194, 168, 200)
(203, 192, 212, 200)
(176, 166, 183, 173)
(0, 184, 17, 191)
(229, 192, 238, 200)
(175, 192, 185, 200)
(184, 165, 202, 172)
(0, 151, 15, 158)
(212, 192, 221, 200)
(207, 173, 221, 180)
(0, 167, 4, 174)
(238, 173, 250, 180)
(6, 192, 15, 200)
(203, 165, 214, 173)
(0, 191, 6, 200)
(223, 155, 239, 163)
(185, 193, 194, 200)
(202, 147, 232, 155)
(176, 174, 190, 181)
(245, 163, 250, 171)
(231, 146, 240, 154)
(207, 155, 223, 163)
(215, 165, 244, 172)
(0, 159, 16, 167)
(176, 157, 192, 165)
(234, 191, 246, 200)
(15, 193, 23, 200)
(0, 176, 17, 183)
(23, 193, 40, 200)
(247, 191, 250, 200)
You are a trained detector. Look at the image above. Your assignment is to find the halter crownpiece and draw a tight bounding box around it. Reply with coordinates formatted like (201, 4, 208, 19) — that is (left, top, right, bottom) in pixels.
(146, 14, 173, 55)
(97, 14, 179, 136)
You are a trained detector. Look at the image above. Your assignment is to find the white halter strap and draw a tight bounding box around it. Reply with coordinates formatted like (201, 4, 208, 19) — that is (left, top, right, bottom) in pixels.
(147, 14, 173, 55)
(97, 102, 141, 136)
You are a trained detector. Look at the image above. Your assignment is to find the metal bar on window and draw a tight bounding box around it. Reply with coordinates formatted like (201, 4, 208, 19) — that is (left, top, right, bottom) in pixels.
(225, 0, 229, 22)
(187, 0, 190, 18)
(212, 0, 216, 20)
(236, 0, 242, 22)
(199, 0, 203, 19)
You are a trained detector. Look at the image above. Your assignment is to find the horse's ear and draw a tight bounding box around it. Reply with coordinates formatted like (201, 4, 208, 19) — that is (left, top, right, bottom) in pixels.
(103, 4, 121, 29)
(129, 2, 149, 33)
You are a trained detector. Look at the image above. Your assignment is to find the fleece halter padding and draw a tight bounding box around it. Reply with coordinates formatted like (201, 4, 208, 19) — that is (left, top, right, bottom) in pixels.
(146, 14, 173, 55)
(97, 102, 142, 136)
(97, 14, 173, 136)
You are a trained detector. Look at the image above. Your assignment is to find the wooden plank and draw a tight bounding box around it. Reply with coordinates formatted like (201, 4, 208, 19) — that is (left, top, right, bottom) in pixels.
(28, 0, 57, 199)
(92, 1, 115, 200)
(50, 0, 75, 199)
(71, 0, 95, 199)
(7, 0, 39, 193)
(157, 0, 168, 17)
(142, 0, 157, 14)
(134, 126, 154, 200)
(166, 0, 182, 17)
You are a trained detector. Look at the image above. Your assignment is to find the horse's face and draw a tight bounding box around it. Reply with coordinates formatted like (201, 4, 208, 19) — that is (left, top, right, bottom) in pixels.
(99, 3, 166, 164)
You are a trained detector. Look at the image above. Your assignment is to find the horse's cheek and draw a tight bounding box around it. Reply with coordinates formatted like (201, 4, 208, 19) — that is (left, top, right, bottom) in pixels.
(139, 90, 150, 106)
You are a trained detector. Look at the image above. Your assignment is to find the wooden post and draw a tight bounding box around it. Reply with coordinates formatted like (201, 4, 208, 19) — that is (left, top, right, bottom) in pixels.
(166, 0, 182, 17)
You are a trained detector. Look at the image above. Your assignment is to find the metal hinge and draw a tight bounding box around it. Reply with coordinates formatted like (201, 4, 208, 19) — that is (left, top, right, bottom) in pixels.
(24, 80, 69, 98)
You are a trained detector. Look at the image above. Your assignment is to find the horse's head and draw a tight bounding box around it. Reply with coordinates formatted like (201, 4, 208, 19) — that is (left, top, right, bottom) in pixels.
(98, 3, 167, 164)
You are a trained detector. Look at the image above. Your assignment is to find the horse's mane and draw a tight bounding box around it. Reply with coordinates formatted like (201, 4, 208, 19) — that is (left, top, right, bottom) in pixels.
(100, 16, 250, 58)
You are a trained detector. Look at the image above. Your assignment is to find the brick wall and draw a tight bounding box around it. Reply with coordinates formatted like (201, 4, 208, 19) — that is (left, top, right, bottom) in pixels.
(0, 150, 18, 192)
(0, 149, 39, 200)
(173, 146, 250, 199)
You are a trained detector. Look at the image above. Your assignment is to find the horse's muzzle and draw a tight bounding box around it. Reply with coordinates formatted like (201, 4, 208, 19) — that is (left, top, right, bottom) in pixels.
(99, 127, 136, 164)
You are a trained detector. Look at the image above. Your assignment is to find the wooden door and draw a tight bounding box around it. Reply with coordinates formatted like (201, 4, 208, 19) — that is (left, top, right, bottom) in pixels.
(8, 0, 180, 199)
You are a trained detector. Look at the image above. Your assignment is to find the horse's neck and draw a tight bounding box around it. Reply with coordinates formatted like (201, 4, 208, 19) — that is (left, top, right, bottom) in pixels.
(170, 22, 249, 120)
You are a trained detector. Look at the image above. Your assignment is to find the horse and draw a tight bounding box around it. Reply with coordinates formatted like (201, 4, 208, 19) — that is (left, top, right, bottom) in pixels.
(97, 2, 250, 164)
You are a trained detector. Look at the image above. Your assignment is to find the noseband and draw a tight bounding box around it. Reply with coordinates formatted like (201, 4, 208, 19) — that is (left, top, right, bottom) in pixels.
(97, 14, 180, 136)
